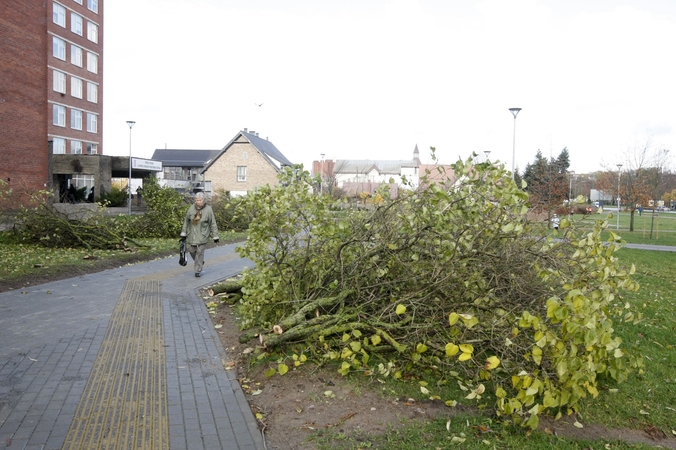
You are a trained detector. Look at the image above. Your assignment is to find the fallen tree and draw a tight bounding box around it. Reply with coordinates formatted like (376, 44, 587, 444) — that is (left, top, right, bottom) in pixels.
(231, 155, 643, 429)
(5, 185, 147, 251)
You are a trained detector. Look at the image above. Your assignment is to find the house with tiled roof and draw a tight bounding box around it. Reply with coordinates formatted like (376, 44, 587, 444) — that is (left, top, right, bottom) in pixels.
(202, 129, 293, 196)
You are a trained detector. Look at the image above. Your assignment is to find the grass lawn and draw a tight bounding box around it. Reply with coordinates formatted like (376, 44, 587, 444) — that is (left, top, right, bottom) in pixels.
(575, 210, 676, 246)
(0, 231, 246, 289)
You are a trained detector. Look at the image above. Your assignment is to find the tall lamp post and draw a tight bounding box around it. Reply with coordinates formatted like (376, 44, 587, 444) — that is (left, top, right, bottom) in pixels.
(568, 171, 575, 219)
(509, 108, 522, 179)
(320, 153, 325, 195)
(126, 121, 135, 215)
(616, 164, 623, 230)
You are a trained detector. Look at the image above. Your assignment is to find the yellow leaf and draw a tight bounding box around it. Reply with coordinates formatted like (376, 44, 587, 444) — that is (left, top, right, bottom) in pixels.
(459, 344, 474, 354)
(445, 343, 459, 356)
(371, 335, 382, 346)
(458, 352, 472, 361)
(416, 343, 428, 353)
(485, 356, 500, 370)
(420, 386, 430, 395)
(278, 364, 289, 376)
(448, 312, 459, 326)
(255, 412, 264, 420)
(532, 347, 543, 365)
(396, 304, 407, 315)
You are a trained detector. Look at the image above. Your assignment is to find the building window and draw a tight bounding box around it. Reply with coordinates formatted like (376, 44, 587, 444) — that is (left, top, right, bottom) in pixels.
(74, 0, 82, 4)
(53, 138, 66, 154)
(87, 143, 98, 155)
(87, 0, 98, 13)
(86, 52, 98, 73)
(53, 70, 66, 93)
(86, 82, 97, 103)
(71, 174, 94, 190)
(53, 3, 66, 27)
(71, 13, 83, 35)
(87, 113, 97, 133)
(71, 45, 83, 67)
(71, 140, 82, 154)
(71, 109, 82, 130)
(71, 77, 82, 98)
(86, 21, 98, 43)
(53, 104, 66, 126)
(53, 36, 66, 60)
(237, 166, 247, 182)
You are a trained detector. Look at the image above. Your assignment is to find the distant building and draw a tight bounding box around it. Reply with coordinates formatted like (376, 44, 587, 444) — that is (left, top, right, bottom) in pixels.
(151, 149, 220, 192)
(313, 145, 423, 198)
(202, 129, 293, 196)
(0, 0, 104, 194)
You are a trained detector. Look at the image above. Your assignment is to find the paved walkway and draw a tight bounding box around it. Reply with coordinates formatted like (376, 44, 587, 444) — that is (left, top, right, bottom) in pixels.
(0, 243, 264, 450)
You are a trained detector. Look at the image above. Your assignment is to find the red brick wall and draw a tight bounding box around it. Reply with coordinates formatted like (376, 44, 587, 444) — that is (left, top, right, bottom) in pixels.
(0, 1, 50, 192)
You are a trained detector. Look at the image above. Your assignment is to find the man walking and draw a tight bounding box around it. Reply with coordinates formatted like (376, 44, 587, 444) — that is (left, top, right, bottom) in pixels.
(180, 192, 219, 277)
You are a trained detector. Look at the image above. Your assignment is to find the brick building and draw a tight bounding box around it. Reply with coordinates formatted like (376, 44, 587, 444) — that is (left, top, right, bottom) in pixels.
(0, 0, 104, 195)
(202, 129, 293, 196)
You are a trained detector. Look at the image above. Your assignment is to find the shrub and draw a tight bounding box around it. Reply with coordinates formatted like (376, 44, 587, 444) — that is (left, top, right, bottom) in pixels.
(124, 177, 187, 238)
(98, 186, 128, 207)
(212, 190, 251, 232)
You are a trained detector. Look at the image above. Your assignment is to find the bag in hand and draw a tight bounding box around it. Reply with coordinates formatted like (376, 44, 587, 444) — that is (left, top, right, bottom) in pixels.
(179, 240, 188, 266)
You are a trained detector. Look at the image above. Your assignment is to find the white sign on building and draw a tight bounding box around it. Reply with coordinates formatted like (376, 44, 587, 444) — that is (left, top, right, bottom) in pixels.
(132, 158, 162, 171)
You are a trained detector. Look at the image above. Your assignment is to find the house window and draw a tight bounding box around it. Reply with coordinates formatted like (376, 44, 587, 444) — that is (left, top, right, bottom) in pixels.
(87, 0, 98, 13)
(53, 2, 66, 27)
(86, 21, 98, 43)
(86, 113, 97, 133)
(71, 140, 82, 154)
(71, 13, 83, 35)
(237, 166, 247, 182)
(86, 52, 97, 73)
(71, 77, 82, 98)
(87, 143, 98, 154)
(53, 70, 66, 93)
(53, 36, 66, 60)
(74, 0, 82, 4)
(53, 104, 66, 126)
(71, 109, 82, 130)
(86, 82, 97, 103)
(71, 45, 83, 67)
(53, 138, 66, 154)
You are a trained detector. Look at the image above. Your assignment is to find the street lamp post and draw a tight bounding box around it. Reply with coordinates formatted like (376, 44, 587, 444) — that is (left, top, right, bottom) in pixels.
(568, 171, 575, 219)
(616, 164, 623, 230)
(509, 108, 522, 179)
(484, 150, 491, 162)
(126, 121, 135, 215)
(320, 153, 325, 195)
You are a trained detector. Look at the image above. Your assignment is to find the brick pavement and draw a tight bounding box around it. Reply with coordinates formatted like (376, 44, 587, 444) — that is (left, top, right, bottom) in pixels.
(0, 243, 263, 449)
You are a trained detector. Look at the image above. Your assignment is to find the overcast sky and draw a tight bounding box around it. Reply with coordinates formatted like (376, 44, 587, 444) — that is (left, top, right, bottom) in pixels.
(103, 0, 676, 175)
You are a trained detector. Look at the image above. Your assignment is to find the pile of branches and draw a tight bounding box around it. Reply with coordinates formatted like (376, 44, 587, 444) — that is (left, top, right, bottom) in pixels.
(15, 193, 145, 251)
(231, 159, 642, 427)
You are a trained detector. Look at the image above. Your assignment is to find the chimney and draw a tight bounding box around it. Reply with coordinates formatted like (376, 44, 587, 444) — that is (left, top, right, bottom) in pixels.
(243, 128, 248, 133)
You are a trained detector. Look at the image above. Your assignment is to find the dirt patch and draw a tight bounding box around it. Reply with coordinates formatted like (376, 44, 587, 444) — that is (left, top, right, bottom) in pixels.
(207, 294, 676, 450)
(210, 300, 464, 449)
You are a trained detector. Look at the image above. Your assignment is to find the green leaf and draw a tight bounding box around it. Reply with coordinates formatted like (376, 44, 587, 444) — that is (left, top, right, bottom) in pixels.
(277, 364, 289, 376)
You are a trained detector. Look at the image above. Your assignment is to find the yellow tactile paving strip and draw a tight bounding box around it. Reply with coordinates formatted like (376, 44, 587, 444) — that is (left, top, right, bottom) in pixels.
(62, 280, 169, 450)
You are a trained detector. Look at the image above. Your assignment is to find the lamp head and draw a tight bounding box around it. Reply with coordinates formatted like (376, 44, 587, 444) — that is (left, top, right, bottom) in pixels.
(509, 107, 522, 118)
(126, 121, 136, 128)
